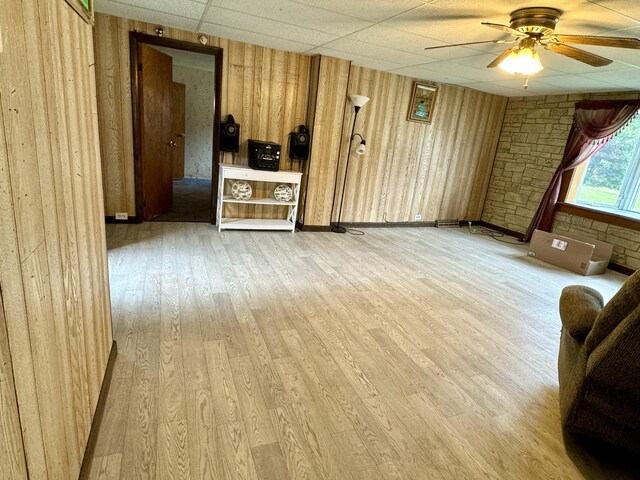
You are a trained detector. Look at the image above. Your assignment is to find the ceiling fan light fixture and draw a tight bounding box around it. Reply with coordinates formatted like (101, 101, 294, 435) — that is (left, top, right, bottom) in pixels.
(499, 46, 544, 75)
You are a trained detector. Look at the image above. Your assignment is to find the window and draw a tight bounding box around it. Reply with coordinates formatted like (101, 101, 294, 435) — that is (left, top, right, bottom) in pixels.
(566, 115, 640, 219)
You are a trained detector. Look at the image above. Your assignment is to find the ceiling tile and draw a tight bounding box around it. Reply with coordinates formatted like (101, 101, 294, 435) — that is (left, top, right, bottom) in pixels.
(206, 0, 372, 35)
(425, 44, 498, 61)
(466, 76, 556, 94)
(579, 68, 640, 89)
(94, 0, 640, 96)
(450, 52, 507, 69)
(587, 0, 640, 22)
(410, 60, 486, 79)
(389, 65, 477, 84)
(555, 2, 640, 34)
(106, 0, 206, 20)
(307, 47, 405, 71)
(456, 80, 536, 96)
(382, 4, 505, 44)
(320, 37, 435, 65)
(347, 24, 445, 56)
(534, 74, 630, 92)
(200, 22, 314, 52)
(291, 0, 426, 23)
(203, 6, 337, 45)
(95, 0, 200, 30)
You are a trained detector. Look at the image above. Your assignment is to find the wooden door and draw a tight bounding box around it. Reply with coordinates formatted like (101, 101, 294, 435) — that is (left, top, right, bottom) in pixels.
(140, 44, 173, 220)
(171, 82, 186, 179)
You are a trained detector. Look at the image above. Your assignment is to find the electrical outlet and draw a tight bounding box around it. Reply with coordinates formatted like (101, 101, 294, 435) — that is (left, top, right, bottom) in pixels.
(115, 212, 128, 221)
(414, 214, 422, 221)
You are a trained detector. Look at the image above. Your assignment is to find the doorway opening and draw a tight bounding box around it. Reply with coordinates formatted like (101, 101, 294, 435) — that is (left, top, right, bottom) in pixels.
(129, 33, 223, 224)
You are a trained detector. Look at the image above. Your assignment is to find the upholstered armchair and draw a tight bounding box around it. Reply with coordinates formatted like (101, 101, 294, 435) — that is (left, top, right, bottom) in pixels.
(558, 270, 640, 453)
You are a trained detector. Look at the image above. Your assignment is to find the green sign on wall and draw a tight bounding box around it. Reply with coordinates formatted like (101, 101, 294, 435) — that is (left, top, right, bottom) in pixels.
(65, 0, 94, 24)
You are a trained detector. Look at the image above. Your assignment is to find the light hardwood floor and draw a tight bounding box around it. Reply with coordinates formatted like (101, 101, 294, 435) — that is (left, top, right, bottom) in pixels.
(90, 223, 637, 479)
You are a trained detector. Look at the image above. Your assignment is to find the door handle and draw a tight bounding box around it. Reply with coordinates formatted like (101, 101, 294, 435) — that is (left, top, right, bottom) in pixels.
(177, 133, 186, 138)
(168, 140, 177, 147)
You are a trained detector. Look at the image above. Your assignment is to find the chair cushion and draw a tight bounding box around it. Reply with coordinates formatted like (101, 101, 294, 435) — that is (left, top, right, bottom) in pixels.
(586, 270, 640, 352)
(560, 285, 603, 342)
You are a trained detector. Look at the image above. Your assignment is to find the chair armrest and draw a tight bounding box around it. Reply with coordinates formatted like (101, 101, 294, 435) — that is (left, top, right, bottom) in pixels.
(559, 286, 604, 342)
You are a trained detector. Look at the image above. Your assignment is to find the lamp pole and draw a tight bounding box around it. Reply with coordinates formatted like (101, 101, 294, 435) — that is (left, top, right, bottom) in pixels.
(330, 94, 369, 234)
(331, 106, 360, 233)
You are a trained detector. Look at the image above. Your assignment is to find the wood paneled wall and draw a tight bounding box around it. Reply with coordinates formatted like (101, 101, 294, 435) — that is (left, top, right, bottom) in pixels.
(305, 66, 508, 226)
(0, 291, 26, 479)
(94, 14, 310, 218)
(301, 56, 351, 226)
(0, 1, 113, 478)
(95, 15, 505, 225)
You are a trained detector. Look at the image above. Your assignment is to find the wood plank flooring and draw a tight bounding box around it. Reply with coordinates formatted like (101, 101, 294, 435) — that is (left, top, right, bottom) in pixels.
(90, 223, 638, 479)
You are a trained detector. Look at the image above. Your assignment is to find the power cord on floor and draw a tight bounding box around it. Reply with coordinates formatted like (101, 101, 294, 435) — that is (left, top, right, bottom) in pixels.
(466, 223, 528, 245)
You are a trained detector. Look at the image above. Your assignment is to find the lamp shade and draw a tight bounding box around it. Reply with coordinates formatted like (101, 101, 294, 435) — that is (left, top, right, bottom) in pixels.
(499, 47, 543, 75)
(356, 143, 366, 155)
(349, 94, 370, 108)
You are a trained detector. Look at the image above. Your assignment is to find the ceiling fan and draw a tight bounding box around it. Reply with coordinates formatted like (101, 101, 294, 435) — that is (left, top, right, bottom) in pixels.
(424, 7, 640, 75)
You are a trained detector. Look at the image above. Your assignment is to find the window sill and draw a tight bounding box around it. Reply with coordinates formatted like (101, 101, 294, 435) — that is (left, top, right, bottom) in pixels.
(556, 202, 640, 232)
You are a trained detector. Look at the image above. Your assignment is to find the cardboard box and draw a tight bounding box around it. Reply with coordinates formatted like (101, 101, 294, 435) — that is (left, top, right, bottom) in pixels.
(528, 229, 613, 276)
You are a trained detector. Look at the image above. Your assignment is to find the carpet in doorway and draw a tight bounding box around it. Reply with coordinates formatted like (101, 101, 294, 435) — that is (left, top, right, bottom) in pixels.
(152, 177, 212, 223)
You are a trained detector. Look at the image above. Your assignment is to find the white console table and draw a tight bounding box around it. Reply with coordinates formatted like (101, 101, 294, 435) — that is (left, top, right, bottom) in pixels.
(216, 164, 302, 232)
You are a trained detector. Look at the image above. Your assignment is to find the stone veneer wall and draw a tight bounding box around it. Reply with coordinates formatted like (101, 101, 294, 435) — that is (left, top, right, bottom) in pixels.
(482, 91, 640, 270)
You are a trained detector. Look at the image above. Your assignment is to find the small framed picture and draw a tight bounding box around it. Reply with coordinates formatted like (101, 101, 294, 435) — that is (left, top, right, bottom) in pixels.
(407, 82, 438, 124)
(65, 0, 94, 25)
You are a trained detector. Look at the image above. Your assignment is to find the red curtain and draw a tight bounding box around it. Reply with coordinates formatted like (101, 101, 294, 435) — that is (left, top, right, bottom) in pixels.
(524, 100, 640, 241)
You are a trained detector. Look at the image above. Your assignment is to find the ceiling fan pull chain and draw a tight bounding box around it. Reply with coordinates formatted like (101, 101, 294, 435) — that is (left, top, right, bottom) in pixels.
(524, 76, 530, 90)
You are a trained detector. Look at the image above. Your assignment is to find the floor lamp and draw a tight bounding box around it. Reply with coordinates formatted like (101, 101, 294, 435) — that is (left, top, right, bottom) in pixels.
(330, 94, 370, 234)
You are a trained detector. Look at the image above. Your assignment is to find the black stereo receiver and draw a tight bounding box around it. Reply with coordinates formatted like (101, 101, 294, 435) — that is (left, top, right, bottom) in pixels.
(248, 140, 281, 172)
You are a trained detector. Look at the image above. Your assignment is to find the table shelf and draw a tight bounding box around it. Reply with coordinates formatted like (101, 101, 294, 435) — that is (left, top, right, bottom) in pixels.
(217, 164, 302, 232)
(219, 218, 294, 231)
(222, 195, 297, 206)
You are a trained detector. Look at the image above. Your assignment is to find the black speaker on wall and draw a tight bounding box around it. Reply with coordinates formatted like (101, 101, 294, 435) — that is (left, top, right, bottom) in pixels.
(288, 125, 310, 161)
(220, 114, 240, 152)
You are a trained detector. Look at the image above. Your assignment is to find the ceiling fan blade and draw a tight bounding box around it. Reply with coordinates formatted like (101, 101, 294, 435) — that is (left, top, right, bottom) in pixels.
(486, 48, 515, 68)
(424, 39, 513, 51)
(550, 34, 640, 49)
(546, 43, 613, 67)
(481, 22, 528, 38)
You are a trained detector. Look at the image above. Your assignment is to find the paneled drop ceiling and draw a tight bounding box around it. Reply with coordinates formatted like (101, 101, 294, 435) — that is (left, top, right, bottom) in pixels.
(95, 0, 640, 96)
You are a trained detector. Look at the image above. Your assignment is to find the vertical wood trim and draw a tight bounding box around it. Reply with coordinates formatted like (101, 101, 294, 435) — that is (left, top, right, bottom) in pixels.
(332, 60, 355, 225)
(130, 33, 144, 221)
(298, 55, 321, 225)
(24, 0, 84, 472)
(302, 56, 351, 226)
(0, 0, 54, 476)
(212, 44, 224, 223)
(78, 342, 118, 480)
(0, 0, 113, 477)
(0, 166, 29, 480)
(42, 0, 93, 463)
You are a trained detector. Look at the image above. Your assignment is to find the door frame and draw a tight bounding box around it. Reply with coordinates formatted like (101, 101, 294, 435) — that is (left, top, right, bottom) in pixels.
(129, 32, 223, 224)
